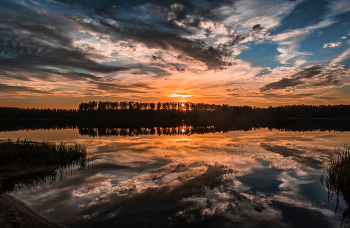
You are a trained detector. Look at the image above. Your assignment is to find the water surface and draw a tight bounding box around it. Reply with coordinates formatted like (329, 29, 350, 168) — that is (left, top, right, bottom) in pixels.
(1, 127, 349, 227)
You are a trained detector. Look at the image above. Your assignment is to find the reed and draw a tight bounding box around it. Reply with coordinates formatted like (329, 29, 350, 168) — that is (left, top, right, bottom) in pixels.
(324, 144, 350, 227)
(0, 139, 87, 193)
(326, 145, 350, 197)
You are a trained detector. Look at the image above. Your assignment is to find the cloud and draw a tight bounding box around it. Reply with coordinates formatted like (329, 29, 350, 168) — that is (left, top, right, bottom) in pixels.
(225, 35, 246, 46)
(88, 81, 153, 95)
(260, 78, 303, 92)
(0, 0, 349, 104)
(259, 64, 350, 94)
(261, 143, 323, 169)
(0, 83, 52, 94)
(252, 24, 263, 32)
(331, 47, 350, 64)
(323, 42, 342, 48)
(168, 3, 190, 24)
(260, 66, 322, 92)
(271, 19, 335, 64)
(95, 21, 233, 70)
(326, 0, 350, 17)
(262, 92, 316, 99)
(151, 55, 185, 72)
(0, 15, 131, 83)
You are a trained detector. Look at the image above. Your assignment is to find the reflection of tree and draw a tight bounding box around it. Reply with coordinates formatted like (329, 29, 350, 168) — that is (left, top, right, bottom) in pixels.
(323, 145, 350, 227)
(77, 125, 230, 137)
(2, 118, 350, 135)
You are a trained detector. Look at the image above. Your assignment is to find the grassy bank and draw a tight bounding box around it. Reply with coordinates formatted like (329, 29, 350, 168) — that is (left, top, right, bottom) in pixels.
(325, 145, 350, 226)
(0, 139, 87, 193)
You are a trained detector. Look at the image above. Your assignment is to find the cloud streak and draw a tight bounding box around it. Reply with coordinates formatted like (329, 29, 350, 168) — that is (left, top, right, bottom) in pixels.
(0, 83, 52, 95)
(260, 65, 348, 92)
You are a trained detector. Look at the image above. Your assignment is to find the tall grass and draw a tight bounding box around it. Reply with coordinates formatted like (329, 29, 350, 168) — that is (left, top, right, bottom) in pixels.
(326, 145, 350, 197)
(0, 139, 87, 193)
(324, 144, 350, 227)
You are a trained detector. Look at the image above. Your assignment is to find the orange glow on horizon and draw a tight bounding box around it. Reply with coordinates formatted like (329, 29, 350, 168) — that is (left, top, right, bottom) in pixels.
(168, 94, 195, 98)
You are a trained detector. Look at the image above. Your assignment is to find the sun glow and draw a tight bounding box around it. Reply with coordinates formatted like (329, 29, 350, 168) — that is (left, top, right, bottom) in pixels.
(169, 94, 195, 98)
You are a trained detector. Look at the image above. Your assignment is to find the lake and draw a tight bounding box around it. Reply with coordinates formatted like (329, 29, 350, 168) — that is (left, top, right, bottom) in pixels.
(1, 124, 349, 228)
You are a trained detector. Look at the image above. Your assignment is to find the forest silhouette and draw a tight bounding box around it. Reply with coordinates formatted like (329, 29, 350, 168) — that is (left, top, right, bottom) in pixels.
(1, 101, 349, 119)
(1, 101, 350, 135)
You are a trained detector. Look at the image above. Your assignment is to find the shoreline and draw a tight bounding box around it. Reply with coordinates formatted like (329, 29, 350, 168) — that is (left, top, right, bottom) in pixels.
(0, 193, 65, 228)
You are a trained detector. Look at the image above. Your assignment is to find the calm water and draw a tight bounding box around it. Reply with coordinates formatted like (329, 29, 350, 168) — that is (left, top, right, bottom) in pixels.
(1, 127, 349, 228)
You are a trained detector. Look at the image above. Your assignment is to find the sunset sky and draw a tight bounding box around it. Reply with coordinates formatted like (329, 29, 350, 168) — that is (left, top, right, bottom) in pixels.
(1, 0, 350, 108)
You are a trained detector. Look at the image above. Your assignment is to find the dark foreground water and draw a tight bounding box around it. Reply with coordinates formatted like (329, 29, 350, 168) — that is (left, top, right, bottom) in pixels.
(1, 126, 349, 228)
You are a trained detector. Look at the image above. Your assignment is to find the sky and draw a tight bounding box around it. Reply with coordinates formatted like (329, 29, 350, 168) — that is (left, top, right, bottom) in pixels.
(0, 0, 350, 108)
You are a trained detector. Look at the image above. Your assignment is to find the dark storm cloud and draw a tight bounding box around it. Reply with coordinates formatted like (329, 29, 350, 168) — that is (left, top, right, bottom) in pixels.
(293, 65, 323, 79)
(312, 74, 340, 86)
(0, 11, 130, 83)
(168, 3, 189, 21)
(0, 0, 241, 82)
(50, 0, 235, 34)
(54, 0, 240, 69)
(225, 35, 245, 46)
(252, 24, 262, 30)
(0, 83, 52, 94)
(260, 66, 332, 92)
(166, 3, 202, 29)
(0, 32, 129, 74)
(0, 64, 103, 82)
(252, 24, 263, 32)
(260, 78, 303, 92)
(151, 55, 185, 72)
(52, 0, 235, 16)
(95, 21, 233, 69)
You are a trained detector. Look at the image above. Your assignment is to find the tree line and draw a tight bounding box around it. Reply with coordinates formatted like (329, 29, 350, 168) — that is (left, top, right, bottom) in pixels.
(0, 101, 350, 119)
(78, 101, 225, 111)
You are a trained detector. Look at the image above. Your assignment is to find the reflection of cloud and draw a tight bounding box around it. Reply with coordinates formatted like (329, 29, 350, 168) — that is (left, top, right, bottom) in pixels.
(260, 143, 334, 169)
(8, 129, 350, 227)
(270, 171, 339, 227)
